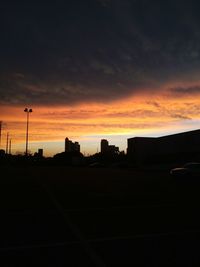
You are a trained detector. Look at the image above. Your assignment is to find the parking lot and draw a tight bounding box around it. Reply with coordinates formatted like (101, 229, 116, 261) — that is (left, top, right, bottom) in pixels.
(0, 165, 199, 266)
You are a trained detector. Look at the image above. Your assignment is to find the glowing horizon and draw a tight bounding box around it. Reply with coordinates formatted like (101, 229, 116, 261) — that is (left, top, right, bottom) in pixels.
(2, 1, 200, 156)
(1, 84, 200, 156)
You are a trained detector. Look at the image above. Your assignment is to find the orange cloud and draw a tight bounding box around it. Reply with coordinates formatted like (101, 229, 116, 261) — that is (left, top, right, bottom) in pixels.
(1, 87, 200, 155)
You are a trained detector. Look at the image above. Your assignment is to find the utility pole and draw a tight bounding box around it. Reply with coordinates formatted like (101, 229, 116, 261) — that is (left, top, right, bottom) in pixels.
(0, 121, 2, 148)
(24, 108, 33, 156)
(9, 139, 12, 155)
(6, 132, 9, 154)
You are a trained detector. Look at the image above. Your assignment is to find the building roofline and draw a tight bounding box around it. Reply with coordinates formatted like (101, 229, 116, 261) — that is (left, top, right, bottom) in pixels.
(128, 129, 200, 141)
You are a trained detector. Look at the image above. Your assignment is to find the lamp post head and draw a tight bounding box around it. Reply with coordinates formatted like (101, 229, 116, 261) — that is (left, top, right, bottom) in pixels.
(24, 108, 33, 113)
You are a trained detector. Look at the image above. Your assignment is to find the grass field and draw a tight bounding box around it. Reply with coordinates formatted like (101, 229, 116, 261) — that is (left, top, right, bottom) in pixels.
(0, 165, 199, 266)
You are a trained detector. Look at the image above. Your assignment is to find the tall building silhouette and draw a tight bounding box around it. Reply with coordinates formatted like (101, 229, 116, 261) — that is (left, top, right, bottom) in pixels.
(100, 139, 119, 154)
(38, 149, 43, 157)
(101, 139, 109, 153)
(65, 138, 80, 153)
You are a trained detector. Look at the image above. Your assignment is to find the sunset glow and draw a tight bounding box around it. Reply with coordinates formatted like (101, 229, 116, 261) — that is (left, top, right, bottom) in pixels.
(1, 82, 200, 156)
(1, 1, 200, 156)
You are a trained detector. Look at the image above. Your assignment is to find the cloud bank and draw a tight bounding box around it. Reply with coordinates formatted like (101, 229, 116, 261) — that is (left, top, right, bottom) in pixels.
(1, 0, 200, 105)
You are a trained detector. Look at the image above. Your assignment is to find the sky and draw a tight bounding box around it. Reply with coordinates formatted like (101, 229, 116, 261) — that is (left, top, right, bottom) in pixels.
(1, 0, 200, 156)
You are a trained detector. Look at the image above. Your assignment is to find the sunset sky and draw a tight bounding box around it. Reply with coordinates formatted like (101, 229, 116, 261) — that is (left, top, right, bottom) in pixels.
(1, 0, 200, 156)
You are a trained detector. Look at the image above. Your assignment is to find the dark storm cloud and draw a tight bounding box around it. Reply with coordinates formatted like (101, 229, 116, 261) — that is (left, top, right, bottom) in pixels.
(1, 0, 200, 105)
(170, 85, 200, 95)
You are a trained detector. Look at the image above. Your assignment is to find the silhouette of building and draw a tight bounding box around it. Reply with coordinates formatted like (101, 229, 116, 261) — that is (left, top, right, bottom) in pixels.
(101, 139, 109, 153)
(38, 149, 43, 157)
(34, 148, 44, 158)
(0, 149, 5, 157)
(127, 129, 200, 163)
(100, 139, 119, 155)
(65, 138, 80, 153)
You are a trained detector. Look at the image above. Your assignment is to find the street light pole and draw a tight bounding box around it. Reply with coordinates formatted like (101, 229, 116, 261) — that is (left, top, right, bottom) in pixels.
(0, 121, 2, 148)
(6, 132, 9, 154)
(24, 108, 33, 156)
(9, 138, 12, 155)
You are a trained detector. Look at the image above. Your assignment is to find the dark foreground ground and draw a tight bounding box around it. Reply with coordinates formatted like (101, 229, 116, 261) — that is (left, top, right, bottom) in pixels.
(0, 165, 199, 266)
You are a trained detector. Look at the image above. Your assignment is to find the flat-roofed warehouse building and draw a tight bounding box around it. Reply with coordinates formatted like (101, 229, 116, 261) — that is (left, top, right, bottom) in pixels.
(127, 129, 200, 164)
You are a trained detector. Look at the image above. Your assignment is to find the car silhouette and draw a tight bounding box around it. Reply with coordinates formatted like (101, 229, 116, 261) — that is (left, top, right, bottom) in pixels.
(170, 162, 200, 177)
